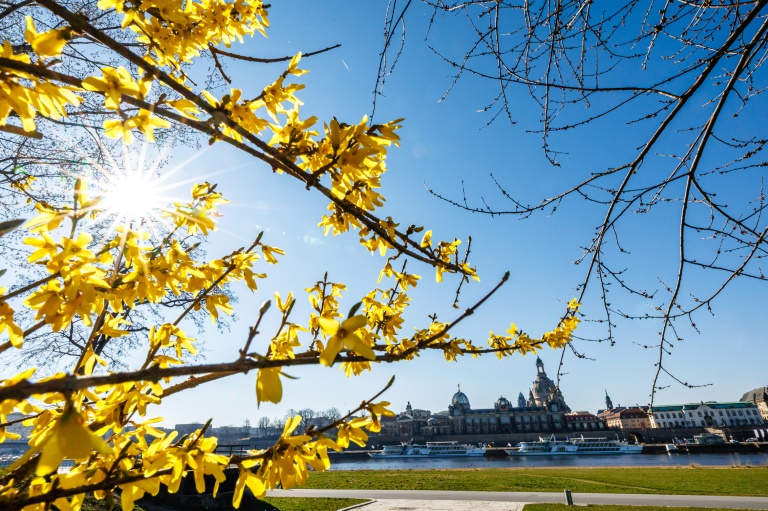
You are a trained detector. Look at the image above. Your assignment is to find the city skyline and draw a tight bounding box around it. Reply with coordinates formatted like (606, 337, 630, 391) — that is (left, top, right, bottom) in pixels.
(155, 353, 765, 428)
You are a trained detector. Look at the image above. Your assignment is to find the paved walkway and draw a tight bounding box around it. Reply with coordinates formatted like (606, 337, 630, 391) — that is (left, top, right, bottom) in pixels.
(353, 500, 523, 510)
(267, 489, 768, 510)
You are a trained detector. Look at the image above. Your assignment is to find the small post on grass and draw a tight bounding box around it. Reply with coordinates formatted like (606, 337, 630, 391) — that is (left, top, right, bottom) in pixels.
(564, 489, 574, 506)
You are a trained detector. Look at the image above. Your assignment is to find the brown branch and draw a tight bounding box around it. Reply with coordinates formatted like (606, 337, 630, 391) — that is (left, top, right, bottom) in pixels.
(0, 273, 510, 403)
(209, 43, 341, 64)
(0, 273, 58, 302)
(2, 467, 172, 511)
(208, 44, 231, 84)
(0, 124, 43, 139)
(0, 0, 32, 19)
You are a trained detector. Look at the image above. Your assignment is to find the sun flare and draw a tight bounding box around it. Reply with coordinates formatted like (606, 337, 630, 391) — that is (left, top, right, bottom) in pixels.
(82, 142, 183, 237)
(65, 138, 228, 239)
(102, 170, 165, 224)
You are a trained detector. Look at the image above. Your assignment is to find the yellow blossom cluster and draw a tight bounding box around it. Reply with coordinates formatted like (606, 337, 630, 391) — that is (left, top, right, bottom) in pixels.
(487, 299, 582, 359)
(0, 40, 81, 132)
(9, 181, 262, 348)
(233, 406, 392, 506)
(98, 0, 268, 71)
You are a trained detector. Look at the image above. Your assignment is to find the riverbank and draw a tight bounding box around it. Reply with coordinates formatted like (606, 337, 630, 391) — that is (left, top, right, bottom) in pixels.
(347, 442, 768, 459)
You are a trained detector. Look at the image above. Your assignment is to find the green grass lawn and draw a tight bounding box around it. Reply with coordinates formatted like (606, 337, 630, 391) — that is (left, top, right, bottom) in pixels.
(78, 492, 365, 511)
(303, 467, 768, 496)
(525, 505, 751, 511)
(258, 497, 367, 511)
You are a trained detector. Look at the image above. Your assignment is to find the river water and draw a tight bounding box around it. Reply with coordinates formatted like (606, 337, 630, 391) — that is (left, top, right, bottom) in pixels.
(329, 452, 768, 470)
(3, 452, 767, 470)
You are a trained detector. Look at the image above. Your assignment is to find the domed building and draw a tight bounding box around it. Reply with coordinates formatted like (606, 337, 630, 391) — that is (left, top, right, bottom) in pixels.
(529, 357, 570, 412)
(451, 386, 471, 412)
(495, 397, 511, 412)
(444, 358, 570, 435)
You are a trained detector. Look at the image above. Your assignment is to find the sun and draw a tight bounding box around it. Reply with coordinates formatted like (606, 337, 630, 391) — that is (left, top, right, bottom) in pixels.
(101, 170, 165, 224)
(65, 137, 226, 238)
(84, 142, 183, 236)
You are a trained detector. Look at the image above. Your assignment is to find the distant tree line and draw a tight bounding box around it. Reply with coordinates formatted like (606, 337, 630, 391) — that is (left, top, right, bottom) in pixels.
(242, 408, 344, 439)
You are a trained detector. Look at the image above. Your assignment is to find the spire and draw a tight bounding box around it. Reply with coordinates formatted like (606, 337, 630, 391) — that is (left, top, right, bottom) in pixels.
(605, 389, 613, 410)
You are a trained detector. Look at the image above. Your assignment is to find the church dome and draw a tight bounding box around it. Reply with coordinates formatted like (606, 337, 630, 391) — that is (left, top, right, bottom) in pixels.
(452, 390, 470, 407)
(495, 396, 511, 409)
(529, 358, 569, 411)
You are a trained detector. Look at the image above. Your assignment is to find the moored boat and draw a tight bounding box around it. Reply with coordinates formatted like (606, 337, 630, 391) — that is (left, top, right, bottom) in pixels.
(370, 441, 486, 458)
(505, 435, 642, 455)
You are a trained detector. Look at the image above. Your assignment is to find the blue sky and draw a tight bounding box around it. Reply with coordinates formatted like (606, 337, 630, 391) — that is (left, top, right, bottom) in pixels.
(125, 2, 766, 427)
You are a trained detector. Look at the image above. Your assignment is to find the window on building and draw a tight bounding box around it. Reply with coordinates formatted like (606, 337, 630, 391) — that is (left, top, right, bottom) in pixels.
(738, 410, 744, 416)
(698, 412, 702, 417)
(719, 411, 723, 416)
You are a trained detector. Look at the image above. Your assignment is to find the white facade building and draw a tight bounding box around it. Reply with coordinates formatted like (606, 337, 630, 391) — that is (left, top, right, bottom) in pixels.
(649, 402, 764, 428)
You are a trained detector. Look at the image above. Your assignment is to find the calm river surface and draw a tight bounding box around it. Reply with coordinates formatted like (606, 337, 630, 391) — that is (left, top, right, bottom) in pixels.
(330, 452, 768, 470)
(3, 452, 767, 470)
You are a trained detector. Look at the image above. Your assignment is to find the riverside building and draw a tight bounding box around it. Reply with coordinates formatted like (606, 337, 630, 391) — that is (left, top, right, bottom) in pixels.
(444, 357, 572, 434)
(740, 386, 768, 422)
(388, 357, 605, 436)
(649, 402, 764, 428)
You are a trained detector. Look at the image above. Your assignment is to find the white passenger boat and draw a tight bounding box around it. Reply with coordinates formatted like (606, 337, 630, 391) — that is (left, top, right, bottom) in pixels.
(505, 435, 642, 455)
(370, 441, 487, 458)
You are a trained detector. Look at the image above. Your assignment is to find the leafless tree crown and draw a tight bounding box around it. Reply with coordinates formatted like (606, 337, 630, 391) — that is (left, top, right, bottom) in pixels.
(378, 0, 768, 404)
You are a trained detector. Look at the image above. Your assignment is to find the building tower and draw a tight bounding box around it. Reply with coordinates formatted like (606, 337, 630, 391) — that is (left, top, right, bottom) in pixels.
(530, 357, 570, 412)
(517, 392, 526, 408)
(605, 390, 613, 410)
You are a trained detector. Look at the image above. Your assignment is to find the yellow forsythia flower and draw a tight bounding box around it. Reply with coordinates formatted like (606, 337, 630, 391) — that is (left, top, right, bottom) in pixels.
(0, 293, 23, 348)
(35, 408, 113, 475)
(256, 367, 282, 406)
(82, 67, 140, 110)
(318, 315, 374, 366)
(25, 17, 71, 58)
